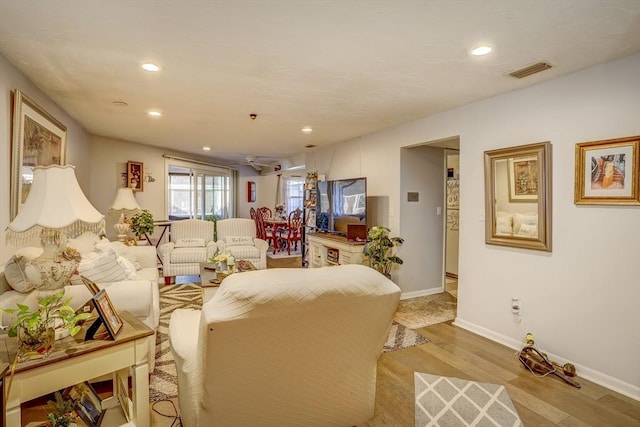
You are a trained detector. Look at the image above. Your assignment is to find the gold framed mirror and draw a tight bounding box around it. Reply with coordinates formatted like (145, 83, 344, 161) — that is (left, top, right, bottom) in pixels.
(484, 141, 552, 251)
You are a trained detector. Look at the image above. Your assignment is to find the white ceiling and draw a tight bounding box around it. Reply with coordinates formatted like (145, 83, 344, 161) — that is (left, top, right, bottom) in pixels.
(1, 0, 639, 165)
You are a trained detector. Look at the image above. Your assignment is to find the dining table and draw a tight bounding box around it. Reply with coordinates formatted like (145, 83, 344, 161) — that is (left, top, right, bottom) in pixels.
(264, 218, 288, 254)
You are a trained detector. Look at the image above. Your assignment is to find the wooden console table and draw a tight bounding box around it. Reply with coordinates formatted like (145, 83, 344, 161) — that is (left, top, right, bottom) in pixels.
(307, 233, 366, 268)
(0, 312, 153, 427)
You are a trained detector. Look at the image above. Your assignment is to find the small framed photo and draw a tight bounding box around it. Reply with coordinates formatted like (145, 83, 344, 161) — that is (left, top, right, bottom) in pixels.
(64, 381, 104, 427)
(81, 276, 101, 295)
(93, 289, 123, 340)
(575, 135, 639, 205)
(126, 160, 144, 192)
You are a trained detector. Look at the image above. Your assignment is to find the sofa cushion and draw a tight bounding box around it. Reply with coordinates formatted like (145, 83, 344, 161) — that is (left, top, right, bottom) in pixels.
(513, 213, 537, 235)
(226, 245, 261, 260)
(495, 215, 514, 236)
(67, 232, 101, 256)
(225, 236, 254, 246)
(175, 238, 206, 248)
(516, 222, 538, 238)
(170, 247, 209, 263)
(78, 248, 128, 283)
(109, 241, 142, 270)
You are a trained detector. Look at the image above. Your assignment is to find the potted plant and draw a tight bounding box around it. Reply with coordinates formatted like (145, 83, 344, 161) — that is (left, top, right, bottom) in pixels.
(1, 292, 92, 361)
(363, 226, 404, 278)
(130, 209, 155, 240)
(206, 213, 221, 241)
(46, 390, 76, 427)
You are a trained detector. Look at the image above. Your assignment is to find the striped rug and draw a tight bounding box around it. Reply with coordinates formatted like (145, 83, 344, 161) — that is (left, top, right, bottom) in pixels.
(149, 284, 429, 401)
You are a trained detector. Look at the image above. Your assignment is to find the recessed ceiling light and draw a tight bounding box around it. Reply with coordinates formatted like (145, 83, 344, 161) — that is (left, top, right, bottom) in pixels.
(301, 127, 313, 133)
(202, 146, 211, 151)
(142, 63, 161, 72)
(471, 45, 492, 56)
(148, 110, 162, 117)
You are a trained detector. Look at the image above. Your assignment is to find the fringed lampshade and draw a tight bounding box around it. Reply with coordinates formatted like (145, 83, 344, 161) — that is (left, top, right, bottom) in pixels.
(5, 165, 104, 293)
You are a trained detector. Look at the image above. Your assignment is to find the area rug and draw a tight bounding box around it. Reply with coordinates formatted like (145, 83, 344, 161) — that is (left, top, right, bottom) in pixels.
(415, 373, 523, 426)
(394, 292, 457, 329)
(150, 284, 430, 401)
(149, 283, 202, 402)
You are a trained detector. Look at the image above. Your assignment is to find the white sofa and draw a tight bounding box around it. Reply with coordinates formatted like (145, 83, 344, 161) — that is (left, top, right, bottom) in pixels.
(170, 264, 400, 427)
(0, 233, 160, 370)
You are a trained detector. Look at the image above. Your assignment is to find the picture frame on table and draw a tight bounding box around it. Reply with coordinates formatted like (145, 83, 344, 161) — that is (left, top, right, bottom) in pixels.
(93, 289, 124, 340)
(10, 89, 67, 219)
(508, 156, 538, 202)
(574, 135, 639, 205)
(64, 381, 104, 427)
(126, 160, 144, 192)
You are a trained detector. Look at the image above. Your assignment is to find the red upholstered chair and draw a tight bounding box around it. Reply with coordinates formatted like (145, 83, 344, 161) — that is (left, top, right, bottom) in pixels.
(277, 209, 303, 255)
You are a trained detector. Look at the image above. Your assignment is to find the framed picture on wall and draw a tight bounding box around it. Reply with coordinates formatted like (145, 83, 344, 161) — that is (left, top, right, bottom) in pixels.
(127, 161, 144, 192)
(247, 181, 256, 202)
(508, 156, 538, 202)
(10, 89, 67, 219)
(574, 135, 639, 205)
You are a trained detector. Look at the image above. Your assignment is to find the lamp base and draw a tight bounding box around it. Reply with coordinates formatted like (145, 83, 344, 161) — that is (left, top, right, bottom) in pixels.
(26, 257, 79, 295)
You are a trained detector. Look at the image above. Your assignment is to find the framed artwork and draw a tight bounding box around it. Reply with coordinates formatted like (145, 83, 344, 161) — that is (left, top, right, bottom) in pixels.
(446, 180, 459, 209)
(93, 289, 124, 339)
(64, 381, 104, 427)
(508, 156, 538, 202)
(10, 89, 67, 219)
(575, 135, 639, 205)
(127, 161, 144, 192)
(247, 181, 256, 202)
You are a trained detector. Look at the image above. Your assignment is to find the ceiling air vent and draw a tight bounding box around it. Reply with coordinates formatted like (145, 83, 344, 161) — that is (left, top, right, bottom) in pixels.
(508, 61, 552, 79)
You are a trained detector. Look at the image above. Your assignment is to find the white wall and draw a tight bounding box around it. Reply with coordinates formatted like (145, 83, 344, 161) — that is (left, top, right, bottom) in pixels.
(0, 53, 92, 263)
(308, 53, 640, 398)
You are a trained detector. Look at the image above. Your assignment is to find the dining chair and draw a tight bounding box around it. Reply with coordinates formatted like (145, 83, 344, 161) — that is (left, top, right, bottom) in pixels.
(278, 208, 303, 255)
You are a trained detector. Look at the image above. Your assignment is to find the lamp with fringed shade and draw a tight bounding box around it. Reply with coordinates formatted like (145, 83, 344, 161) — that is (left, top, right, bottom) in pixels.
(5, 165, 104, 294)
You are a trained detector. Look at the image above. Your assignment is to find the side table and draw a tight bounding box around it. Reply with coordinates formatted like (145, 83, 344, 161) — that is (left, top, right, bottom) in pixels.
(0, 312, 153, 427)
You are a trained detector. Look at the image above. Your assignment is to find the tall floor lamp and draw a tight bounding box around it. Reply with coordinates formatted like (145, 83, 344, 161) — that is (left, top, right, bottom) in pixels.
(5, 165, 104, 295)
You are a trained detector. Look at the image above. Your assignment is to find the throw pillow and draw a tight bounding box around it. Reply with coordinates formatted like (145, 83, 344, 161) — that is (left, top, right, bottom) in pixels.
(495, 215, 514, 236)
(77, 248, 128, 283)
(175, 238, 206, 248)
(108, 241, 142, 270)
(513, 213, 537, 235)
(516, 222, 538, 238)
(67, 232, 101, 256)
(225, 236, 253, 246)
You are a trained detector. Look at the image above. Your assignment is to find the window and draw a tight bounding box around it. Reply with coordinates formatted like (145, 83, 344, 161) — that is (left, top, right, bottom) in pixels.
(284, 177, 305, 214)
(166, 160, 234, 221)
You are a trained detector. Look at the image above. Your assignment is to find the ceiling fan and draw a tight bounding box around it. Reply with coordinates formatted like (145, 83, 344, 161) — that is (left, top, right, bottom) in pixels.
(234, 156, 279, 172)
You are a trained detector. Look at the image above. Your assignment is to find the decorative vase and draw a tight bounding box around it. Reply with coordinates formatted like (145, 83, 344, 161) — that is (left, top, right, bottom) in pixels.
(17, 325, 55, 361)
(217, 261, 228, 273)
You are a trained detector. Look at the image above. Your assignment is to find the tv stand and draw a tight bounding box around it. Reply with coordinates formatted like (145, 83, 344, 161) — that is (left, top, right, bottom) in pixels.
(307, 233, 365, 268)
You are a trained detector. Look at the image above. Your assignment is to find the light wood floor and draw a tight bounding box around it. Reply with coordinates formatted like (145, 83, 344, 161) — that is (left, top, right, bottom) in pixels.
(25, 257, 640, 425)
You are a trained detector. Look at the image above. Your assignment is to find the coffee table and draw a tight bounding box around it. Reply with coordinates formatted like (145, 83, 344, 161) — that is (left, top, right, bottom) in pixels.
(199, 260, 257, 286)
(0, 312, 153, 427)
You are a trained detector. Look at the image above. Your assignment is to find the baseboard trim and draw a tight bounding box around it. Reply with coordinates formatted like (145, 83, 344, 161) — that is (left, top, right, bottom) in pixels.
(452, 318, 640, 401)
(400, 288, 442, 300)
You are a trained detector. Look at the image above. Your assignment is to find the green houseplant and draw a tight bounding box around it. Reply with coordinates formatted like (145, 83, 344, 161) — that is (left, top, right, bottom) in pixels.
(46, 390, 76, 427)
(363, 226, 404, 277)
(1, 292, 91, 361)
(130, 209, 155, 240)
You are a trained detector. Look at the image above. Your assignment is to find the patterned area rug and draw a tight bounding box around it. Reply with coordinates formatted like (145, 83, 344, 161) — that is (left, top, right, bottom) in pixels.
(149, 283, 202, 402)
(415, 373, 523, 426)
(149, 284, 429, 401)
(394, 292, 457, 329)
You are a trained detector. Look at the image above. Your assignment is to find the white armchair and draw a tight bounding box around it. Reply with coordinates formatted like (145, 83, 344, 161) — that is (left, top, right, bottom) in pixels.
(158, 219, 216, 285)
(169, 265, 401, 427)
(215, 218, 268, 270)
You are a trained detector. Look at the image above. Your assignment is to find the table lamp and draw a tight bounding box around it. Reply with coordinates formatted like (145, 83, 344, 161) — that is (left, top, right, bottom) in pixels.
(5, 165, 105, 295)
(108, 187, 141, 241)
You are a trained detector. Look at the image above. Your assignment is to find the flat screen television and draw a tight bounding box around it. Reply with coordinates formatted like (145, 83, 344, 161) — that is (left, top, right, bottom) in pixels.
(316, 177, 367, 236)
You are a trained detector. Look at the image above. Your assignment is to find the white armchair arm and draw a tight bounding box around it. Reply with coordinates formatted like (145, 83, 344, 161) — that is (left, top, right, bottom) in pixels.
(206, 241, 217, 259)
(158, 241, 175, 263)
(254, 238, 268, 251)
(215, 240, 227, 253)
